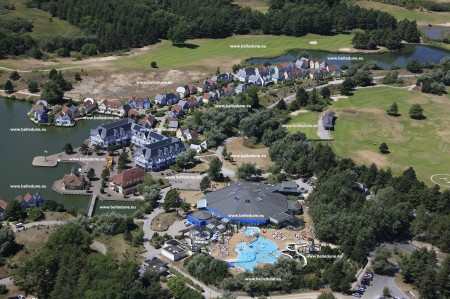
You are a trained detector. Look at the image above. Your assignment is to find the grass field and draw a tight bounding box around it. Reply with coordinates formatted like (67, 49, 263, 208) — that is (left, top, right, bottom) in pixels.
(3, 0, 78, 39)
(357, 1, 450, 25)
(115, 34, 354, 70)
(95, 233, 144, 262)
(329, 86, 450, 185)
(285, 111, 320, 140)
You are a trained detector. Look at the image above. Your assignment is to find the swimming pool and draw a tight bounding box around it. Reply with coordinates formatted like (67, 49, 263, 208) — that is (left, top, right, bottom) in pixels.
(232, 236, 282, 272)
(242, 227, 260, 236)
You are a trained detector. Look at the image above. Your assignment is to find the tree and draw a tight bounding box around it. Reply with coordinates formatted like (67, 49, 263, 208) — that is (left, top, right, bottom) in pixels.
(168, 276, 186, 299)
(216, 67, 221, 75)
(320, 86, 331, 99)
(101, 168, 110, 181)
(236, 163, 262, 181)
(208, 157, 222, 181)
(409, 104, 424, 119)
(80, 143, 89, 155)
(41, 80, 64, 104)
(63, 143, 73, 154)
(168, 21, 191, 45)
(80, 43, 97, 56)
(142, 185, 161, 208)
(340, 79, 354, 95)
(372, 246, 392, 275)
(28, 80, 39, 93)
(276, 98, 287, 110)
(86, 168, 96, 181)
(296, 87, 308, 107)
(94, 212, 131, 235)
(163, 189, 181, 212)
(200, 176, 211, 191)
(56, 47, 70, 57)
(107, 144, 115, 155)
(27, 207, 45, 221)
(407, 59, 422, 73)
(48, 69, 58, 80)
(150, 61, 157, 68)
(4, 80, 14, 94)
(386, 102, 399, 116)
(176, 148, 197, 168)
(383, 287, 390, 297)
(0, 226, 16, 257)
(9, 70, 20, 81)
(93, 144, 101, 155)
(317, 292, 337, 299)
(74, 72, 82, 81)
(379, 142, 389, 154)
(4, 200, 24, 221)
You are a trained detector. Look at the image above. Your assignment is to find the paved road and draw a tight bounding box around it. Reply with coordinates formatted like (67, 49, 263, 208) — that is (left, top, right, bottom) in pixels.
(267, 74, 420, 109)
(0, 276, 13, 286)
(11, 220, 66, 233)
(361, 274, 410, 299)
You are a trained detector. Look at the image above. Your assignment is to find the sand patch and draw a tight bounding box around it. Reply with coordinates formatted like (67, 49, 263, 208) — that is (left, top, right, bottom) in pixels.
(339, 48, 352, 52)
(356, 150, 389, 168)
(330, 95, 348, 101)
(289, 110, 309, 116)
(309, 41, 318, 45)
(436, 22, 450, 27)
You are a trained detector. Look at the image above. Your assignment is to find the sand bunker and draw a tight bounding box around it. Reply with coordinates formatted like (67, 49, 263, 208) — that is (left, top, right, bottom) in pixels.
(309, 41, 318, 45)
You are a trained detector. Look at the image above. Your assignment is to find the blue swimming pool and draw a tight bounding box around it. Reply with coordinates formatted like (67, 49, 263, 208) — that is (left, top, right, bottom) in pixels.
(232, 236, 282, 272)
(242, 227, 260, 236)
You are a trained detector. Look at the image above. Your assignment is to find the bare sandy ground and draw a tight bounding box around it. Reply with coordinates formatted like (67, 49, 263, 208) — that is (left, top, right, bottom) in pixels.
(66, 69, 207, 99)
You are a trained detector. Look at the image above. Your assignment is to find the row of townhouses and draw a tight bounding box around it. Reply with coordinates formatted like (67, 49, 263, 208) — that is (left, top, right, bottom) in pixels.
(89, 118, 186, 171)
(235, 58, 340, 91)
(30, 98, 97, 125)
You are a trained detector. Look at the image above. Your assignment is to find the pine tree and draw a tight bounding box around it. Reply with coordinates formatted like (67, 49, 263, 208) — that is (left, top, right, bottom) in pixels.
(379, 142, 389, 154)
(4, 80, 14, 93)
(386, 102, 399, 116)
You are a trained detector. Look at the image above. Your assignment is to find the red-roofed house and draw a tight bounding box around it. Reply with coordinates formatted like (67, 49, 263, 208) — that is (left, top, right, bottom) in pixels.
(110, 167, 147, 194)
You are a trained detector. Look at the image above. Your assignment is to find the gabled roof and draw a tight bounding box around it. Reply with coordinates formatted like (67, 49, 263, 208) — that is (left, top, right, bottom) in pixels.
(61, 105, 70, 114)
(111, 167, 146, 187)
(32, 104, 45, 112)
(63, 173, 86, 188)
(102, 99, 122, 109)
(23, 192, 32, 202)
(171, 105, 182, 112)
(0, 199, 8, 210)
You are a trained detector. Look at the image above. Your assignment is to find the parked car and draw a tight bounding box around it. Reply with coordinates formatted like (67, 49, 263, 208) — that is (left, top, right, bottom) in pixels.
(357, 284, 366, 289)
(183, 221, 192, 227)
(356, 287, 365, 293)
(352, 293, 361, 298)
(15, 223, 24, 228)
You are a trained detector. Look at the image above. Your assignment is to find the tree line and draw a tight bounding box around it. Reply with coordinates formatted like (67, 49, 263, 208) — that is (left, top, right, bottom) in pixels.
(1, 0, 421, 58)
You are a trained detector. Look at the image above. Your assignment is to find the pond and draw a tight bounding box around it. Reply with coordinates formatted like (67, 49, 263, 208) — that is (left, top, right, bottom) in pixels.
(421, 27, 450, 40)
(0, 99, 139, 215)
(247, 44, 450, 69)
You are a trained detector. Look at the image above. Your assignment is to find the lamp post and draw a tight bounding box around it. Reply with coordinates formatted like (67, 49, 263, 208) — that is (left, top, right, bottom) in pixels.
(44, 150, 48, 162)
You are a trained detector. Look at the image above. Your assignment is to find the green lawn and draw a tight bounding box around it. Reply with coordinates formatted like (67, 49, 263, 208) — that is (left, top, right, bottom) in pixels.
(115, 34, 354, 70)
(285, 111, 320, 140)
(357, 1, 450, 25)
(4, 0, 78, 39)
(329, 86, 450, 185)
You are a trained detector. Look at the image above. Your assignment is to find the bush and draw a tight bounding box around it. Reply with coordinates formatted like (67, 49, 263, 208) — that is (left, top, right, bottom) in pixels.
(0, 284, 7, 295)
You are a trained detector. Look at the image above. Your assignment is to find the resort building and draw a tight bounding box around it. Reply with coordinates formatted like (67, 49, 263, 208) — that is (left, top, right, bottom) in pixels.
(90, 119, 186, 171)
(139, 256, 169, 277)
(201, 181, 299, 225)
(89, 118, 135, 148)
(62, 167, 86, 190)
(110, 167, 146, 194)
(161, 244, 187, 261)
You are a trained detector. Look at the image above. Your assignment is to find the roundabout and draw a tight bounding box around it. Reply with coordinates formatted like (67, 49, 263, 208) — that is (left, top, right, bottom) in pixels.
(430, 174, 450, 188)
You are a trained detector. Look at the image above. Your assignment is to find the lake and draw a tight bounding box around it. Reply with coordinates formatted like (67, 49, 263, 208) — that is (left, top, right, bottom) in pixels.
(247, 44, 450, 69)
(0, 99, 138, 215)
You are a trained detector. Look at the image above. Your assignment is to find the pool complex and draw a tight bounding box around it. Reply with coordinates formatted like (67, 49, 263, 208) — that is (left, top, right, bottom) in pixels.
(242, 227, 260, 236)
(232, 236, 282, 272)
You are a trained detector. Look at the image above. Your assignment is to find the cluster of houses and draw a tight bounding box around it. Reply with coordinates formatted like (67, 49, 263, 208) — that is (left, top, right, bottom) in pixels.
(0, 192, 45, 221)
(155, 73, 236, 130)
(235, 58, 340, 92)
(89, 118, 186, 173)
(29, 98, 97, 126)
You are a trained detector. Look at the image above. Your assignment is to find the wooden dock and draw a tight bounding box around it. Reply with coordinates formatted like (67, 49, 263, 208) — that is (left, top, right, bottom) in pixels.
(87, 193, 98, 217)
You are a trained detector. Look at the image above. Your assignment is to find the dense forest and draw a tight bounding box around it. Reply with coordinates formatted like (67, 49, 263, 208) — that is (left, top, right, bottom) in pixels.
(0, 0, 420, 58)
(371, 0, 450, 12)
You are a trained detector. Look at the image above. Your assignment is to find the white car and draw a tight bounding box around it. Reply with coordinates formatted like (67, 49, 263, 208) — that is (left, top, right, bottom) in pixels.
(184, 221, 192, 227)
